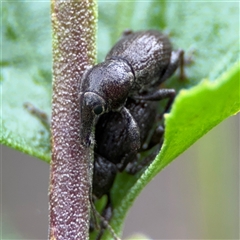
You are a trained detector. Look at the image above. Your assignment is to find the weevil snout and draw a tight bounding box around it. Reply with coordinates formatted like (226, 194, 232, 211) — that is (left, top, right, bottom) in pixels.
(80, 92, 106, 147)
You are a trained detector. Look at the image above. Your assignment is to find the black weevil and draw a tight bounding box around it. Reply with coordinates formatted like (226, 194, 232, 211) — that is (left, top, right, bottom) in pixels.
(80, 30, 185, 239)
(93, 97, 162, 198)
(92, 97, 165, 239)
(79, 30, 183, 148)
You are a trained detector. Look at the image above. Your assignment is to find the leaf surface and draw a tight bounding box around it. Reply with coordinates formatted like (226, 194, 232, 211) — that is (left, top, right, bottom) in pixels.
(2, 2, 52, 161)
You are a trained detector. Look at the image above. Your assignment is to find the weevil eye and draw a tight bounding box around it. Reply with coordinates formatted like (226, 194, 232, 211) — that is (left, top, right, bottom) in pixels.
(82, 92, 107, 117)
(93, 105, 104, 115)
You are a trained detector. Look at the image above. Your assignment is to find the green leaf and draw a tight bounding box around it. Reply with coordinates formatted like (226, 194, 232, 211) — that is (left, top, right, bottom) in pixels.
(1, 1, 52, 161)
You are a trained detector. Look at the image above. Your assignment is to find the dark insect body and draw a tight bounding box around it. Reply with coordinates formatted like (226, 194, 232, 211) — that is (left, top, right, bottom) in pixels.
(92, 98, 164, 239)
(79, 30, 184, 239)
(80, 30, 183, 147)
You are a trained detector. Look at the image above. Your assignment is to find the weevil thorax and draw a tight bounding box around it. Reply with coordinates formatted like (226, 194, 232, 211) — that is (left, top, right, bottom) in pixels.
(80, 59, 134, 146)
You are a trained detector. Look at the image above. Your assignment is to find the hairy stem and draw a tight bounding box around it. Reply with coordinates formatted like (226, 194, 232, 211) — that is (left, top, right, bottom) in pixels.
(49, 1, 97, 239)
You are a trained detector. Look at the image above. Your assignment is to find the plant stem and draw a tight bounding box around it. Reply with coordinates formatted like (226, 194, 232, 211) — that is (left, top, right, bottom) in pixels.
(49, 1, 97, 239)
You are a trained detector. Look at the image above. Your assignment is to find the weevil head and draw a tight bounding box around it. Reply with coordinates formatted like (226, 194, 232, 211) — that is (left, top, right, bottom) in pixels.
(80, 59, 134, 146)
(80, 91, 106, 146)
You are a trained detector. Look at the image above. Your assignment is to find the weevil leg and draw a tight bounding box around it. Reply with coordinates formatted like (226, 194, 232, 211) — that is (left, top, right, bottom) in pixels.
(116, 151, 137, 172)
(91, 154, 116, 229)
(178, 50, 186, 80)
(126, 148, 160, 175)
(89, 194, 100, 232)
(110, 107, 141, 172)
(122, 29, 133, 37)
(120, 107, 141, 152)
(91, 155, 119, 239)
(126, 125, 164, 174)
(95, 194, 121, 240)
(91, 193, 120, 240)
(93, 153, 117, 200)
(134, 88, 176, 116)
(145, 125, 164, 151)
(158, 49, 185, 85)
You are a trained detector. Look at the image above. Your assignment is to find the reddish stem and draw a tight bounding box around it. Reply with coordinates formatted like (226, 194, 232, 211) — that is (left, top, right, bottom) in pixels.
(49, 1, 97, 239)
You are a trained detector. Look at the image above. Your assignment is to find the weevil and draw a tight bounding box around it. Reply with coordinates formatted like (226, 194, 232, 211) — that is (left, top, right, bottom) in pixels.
(80, 30, 183, 148)
(93, 98, 162, 197)
(92, 97, 165, 240)
(80, 30, 185, 239)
